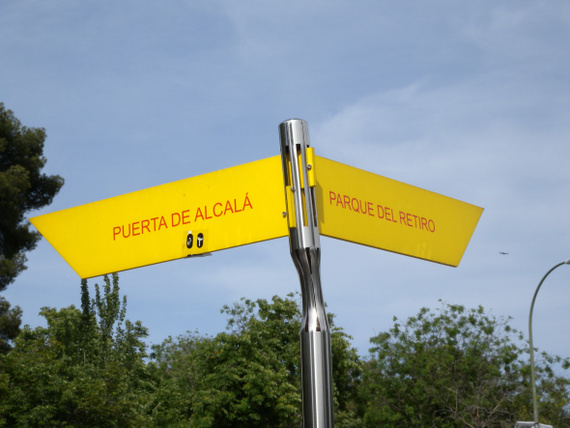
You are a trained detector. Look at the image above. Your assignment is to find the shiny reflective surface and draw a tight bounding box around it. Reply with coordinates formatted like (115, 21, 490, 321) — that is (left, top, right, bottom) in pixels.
(280, 119, 334, 428)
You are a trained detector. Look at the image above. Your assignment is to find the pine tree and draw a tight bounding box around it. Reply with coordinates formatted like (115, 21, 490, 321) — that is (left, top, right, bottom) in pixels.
(0, 102, 64, 290)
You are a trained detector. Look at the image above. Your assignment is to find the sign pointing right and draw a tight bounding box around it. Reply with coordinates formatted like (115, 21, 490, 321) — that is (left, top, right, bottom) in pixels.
(314, 155, 483, 267)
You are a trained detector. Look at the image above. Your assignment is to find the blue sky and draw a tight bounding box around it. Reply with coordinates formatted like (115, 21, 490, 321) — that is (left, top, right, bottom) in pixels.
(2, 1, 570, 361)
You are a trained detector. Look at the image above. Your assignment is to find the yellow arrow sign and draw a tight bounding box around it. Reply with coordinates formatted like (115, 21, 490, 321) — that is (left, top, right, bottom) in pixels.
(313, 155, 483, 267)
(30, 156, 288, 278)
(31, 150, 482, 278)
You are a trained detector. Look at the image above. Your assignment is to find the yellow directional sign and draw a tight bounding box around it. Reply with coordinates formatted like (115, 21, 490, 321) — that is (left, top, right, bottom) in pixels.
(313, 155, 483, 267)
(31, 149, 482, 278)
(30, 156, 288, 278)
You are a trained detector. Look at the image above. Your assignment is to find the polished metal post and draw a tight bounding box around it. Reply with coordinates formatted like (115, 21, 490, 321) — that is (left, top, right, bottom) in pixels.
(279, 119, 334, 428)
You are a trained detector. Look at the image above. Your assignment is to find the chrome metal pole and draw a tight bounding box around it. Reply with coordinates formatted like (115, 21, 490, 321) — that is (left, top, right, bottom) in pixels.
(279, 119, 334, 428)
(528, 258, 570, 425)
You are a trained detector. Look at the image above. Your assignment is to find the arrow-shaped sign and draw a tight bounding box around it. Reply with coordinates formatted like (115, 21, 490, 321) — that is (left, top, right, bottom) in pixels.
(314, 155, 483, 267)
(30, 156, 288, 278)
(30, 151, 483, 278)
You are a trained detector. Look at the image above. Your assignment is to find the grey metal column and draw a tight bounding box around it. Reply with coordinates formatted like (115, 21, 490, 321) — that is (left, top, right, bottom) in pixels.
(528, 258, 570, 425)
(279, 119, 334, 428)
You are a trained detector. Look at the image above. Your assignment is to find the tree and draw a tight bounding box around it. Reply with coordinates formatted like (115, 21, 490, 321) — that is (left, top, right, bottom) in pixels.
(0, 103, 64, 290)
(0, 297, 21, 354)
(359, 301, 570, 427)
(0, 274, 152, 427)
(150, 294, 304, 427)
(149, 293, 362, 427)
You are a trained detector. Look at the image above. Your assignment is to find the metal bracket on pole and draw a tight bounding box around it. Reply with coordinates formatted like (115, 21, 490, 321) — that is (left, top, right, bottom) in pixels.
(279, 119, 334, 428)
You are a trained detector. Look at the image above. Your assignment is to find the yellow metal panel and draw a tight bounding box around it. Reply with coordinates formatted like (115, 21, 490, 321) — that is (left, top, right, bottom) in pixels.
(314, 155, 483, 266)
(30, 156, 288, 278)
(305, 147, 316, 188)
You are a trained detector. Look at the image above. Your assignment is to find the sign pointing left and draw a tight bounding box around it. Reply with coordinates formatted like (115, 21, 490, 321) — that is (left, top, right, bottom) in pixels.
(30, 156, 288, 278)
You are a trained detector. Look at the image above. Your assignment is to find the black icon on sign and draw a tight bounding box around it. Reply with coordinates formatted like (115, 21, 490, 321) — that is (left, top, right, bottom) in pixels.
(197, 233, 204, 248)
(186, 232, 193, 248)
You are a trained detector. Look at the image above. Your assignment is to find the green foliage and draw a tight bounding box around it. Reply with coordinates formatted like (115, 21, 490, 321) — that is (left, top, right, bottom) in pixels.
(150, 294, 303, 427)
(359, 301, 570, 427)
(0, 103, 64, 290)
(329, 312, 363, 427)
(2, 283, 569, 427)
(147, 332, 209, 426)
(0, 274, 151, 427)
(0, 297, 21, 354)
(149, 293, 362, 427)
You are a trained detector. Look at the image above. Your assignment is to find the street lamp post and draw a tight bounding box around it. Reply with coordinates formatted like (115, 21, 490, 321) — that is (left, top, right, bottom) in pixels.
(527, 258, 570, 425)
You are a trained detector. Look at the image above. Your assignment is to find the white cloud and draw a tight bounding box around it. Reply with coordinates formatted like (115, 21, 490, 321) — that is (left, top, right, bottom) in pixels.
(3, 0, 570, 359)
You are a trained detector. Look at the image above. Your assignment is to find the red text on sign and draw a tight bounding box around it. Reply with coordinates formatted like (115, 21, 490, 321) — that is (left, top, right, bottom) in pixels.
(112, 193, 254, 241)
(113, 215, 169, 240)
(195, 193, 253, 222)
(328, 191, 435, 233)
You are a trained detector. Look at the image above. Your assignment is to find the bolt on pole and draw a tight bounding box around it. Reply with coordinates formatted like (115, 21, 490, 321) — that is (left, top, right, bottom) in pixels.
(279, 119, 334, 428)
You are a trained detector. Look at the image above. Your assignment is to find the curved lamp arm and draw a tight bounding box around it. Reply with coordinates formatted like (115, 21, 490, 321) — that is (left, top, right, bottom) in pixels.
(528, 258, 570, 425)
